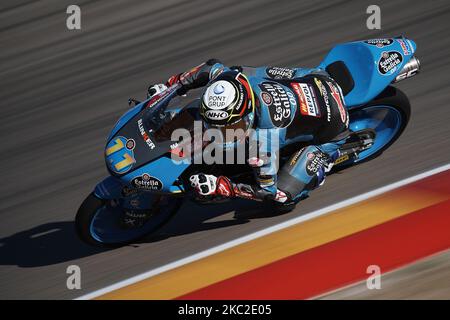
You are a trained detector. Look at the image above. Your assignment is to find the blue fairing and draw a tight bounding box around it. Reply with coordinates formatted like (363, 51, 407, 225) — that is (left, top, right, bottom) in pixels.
(318, 37, 416, 107)
(95, 156, 189, 200)
(107, 101, 146, 141)
(94, 176, 123, 199)
(121, 156, 189, 193)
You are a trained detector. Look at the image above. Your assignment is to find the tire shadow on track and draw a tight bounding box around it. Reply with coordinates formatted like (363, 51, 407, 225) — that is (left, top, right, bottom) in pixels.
(0, 222, 108, 268)
(139, 198, 293, 244)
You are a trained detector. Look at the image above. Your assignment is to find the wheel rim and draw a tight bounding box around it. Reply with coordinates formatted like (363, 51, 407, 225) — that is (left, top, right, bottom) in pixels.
(349, 105, 403, 162)
(89, 196, 179, 244)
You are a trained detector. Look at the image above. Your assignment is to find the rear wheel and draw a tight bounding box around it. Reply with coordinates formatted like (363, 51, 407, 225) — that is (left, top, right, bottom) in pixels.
(75, 193, 183, 247)
(334, 86, 411, 169)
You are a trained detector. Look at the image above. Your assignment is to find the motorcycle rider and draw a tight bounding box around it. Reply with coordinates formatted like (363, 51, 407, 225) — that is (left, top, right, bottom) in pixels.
(148, 59, 349, 208)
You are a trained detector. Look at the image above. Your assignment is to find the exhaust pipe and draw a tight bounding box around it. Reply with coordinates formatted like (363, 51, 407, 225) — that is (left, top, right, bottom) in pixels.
(393, 56, 420, 83)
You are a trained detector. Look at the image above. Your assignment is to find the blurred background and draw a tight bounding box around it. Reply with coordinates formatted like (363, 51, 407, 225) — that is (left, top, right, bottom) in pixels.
(0, 0, 449, 299)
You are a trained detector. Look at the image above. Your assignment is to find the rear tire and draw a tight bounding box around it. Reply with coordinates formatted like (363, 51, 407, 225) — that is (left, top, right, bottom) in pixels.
(335, 86, 411, 171)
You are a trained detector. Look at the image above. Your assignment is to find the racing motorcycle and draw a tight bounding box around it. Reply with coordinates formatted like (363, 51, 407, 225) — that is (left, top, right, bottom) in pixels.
(76, 36, 420, 247)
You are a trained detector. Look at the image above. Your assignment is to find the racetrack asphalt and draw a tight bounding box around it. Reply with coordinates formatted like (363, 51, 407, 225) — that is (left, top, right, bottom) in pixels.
(0, 0, 449, 299)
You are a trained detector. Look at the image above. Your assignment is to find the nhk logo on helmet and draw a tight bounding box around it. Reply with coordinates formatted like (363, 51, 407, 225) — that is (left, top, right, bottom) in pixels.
(205, 110, 229, 120)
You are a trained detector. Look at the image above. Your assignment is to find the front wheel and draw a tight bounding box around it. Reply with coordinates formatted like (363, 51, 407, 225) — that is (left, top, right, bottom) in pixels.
(75, 193, 183, 247)
(336, 86, 411, 168)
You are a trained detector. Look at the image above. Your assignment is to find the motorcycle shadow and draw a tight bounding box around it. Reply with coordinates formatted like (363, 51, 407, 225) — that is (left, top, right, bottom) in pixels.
(141, 198, 291, 243)
(0, 221, 107, 268)
(0, 200, 291, 267)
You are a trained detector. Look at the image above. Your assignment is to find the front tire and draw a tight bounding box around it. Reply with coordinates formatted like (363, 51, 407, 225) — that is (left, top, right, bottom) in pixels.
(75, 193, 182, 247)
(75, 193, 106, 247)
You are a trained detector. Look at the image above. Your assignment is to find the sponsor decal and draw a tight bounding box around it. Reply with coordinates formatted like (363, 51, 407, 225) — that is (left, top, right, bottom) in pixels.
(305, 151, 328, 176)
(260, 92, 273, 105)
(137, 119, 156, 150)
(105, 136, 136, 174)
(327, 81, 348, 126)
(265, 67, 296, 80)
(259, 82, 296, 128)
(132, 173, 163, 191)
(208, 95, 227, 109)
(378, 51, 403, 75)
(397, 39, 412, 56)
(125, 139, 135, 150)
(314, 78, 331, 122)
(205, 110, 229, 120)
(290, 82, 307, 115)
(289, 149, 303, 166)
(204, 80, 237, 111)
(334, 154, 350, 165)
(300, 83, 320, 117)
(291, 82, 320, 118)
(364, 38, 393, 48)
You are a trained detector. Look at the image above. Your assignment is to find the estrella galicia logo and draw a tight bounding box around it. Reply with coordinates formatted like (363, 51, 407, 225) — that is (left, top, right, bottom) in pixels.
(265, 67, 296, 80)
(305, 151, 328, 176)
(378, 51, 403, 75)
(364, 39, 393, 48)
(132, 173, 163, 191)
(259, 82, 296, 128)
(105, 136, 136, 174)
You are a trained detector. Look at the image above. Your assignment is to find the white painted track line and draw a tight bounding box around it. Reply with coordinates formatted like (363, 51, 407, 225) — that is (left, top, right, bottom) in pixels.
(76, 163, 450, 300)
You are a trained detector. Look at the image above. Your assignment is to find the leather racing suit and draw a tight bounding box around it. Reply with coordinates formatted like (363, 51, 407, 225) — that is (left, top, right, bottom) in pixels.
(159, 59, 350, 205)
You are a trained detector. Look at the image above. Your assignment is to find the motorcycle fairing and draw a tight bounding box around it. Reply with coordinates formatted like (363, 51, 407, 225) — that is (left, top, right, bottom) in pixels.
(318, 36, 416, 107)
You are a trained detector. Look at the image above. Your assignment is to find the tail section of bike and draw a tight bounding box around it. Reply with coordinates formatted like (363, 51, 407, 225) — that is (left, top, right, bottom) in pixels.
(318, 36, 418, 107)
(319, 37, 417, 168)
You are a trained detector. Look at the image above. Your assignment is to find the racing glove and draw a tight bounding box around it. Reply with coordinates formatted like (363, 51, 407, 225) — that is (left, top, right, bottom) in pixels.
(189, 173, 286, 203)
(166, 59, 222, 95)
(189, 174, 235, 198)
(147, 83, 168, 99)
